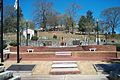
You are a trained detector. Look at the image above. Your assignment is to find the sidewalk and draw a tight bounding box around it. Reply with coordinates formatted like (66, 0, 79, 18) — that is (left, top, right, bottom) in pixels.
(21, 75, 108, 80)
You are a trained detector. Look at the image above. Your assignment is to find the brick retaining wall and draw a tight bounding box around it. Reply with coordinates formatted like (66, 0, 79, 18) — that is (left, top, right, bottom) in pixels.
(73, 51, 117, 60)
(9, 45, 116, 61)
(10, 45, 116, 52)
(9, 51, 117, 61)
(117, 52, 120, 58)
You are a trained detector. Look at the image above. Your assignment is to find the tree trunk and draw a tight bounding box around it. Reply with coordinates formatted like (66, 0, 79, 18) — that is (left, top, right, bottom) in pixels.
(112, 25, 115, 34)
(105, 33, 107, 44)
(71, 23, 74, 34)
(54, 26, 55, 31)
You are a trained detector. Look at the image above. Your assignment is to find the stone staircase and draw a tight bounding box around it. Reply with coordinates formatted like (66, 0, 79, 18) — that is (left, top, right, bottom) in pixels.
(0, 66, 21, 80)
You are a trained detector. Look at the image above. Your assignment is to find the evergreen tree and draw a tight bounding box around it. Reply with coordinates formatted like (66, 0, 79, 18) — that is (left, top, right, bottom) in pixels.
(78, 10, 94, 32)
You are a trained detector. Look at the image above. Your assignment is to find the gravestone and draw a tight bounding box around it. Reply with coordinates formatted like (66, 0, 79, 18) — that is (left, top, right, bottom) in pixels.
(73, 40, 80, 45)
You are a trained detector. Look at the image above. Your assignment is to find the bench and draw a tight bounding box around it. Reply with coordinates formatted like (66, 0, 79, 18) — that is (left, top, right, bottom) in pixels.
(53, 61, 77, 64)
(89, 48, 96, 51)
(3, 50, 10, 59)
(55, 51, 72, 56)
(50, 68, 80, 75)
(52, 63, 78, 68)
(4, 53, 10, 59)
(27, 49, 34, 52)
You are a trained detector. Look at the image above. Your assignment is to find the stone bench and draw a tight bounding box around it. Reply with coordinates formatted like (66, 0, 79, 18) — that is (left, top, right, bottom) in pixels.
(0, 71, 13, 80)
(53, 61, 77, 64)
(27, 49, 34, 53)
(4, 53, 10, 60)
(50, 68, 80, 75)
(0, 66, 21, 80)
(0, 66, 5, 73)
(2, 50, 10, 60)
(52, 63, 78, 68)
(55, 51, 72, 56)
(89, 48, 96, 51)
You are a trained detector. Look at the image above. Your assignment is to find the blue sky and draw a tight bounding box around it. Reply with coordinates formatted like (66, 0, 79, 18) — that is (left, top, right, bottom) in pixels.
(4, 0, 120, 20)
(4, 0, 120, 33)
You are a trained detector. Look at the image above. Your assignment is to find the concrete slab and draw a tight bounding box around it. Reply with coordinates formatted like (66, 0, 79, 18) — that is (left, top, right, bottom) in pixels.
(21, 75, 108, 80)
(52, 63, 78, 68)
(50, 68, 80, 75)
(21, 75, 65, 80)
(53, 61, 77, 64)
(65, 75, 108, 80)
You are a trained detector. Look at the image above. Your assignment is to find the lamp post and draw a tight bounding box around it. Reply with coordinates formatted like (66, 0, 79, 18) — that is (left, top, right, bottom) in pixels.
(26, 20, 28, 46)
(0, 0, 4, 62)
(96, 19, 99, 45)
(14, 0, 20, 63)
(17, 0, 20, 63)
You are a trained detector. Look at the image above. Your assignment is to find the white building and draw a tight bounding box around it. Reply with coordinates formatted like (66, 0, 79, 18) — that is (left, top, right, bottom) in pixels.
(23, 29, 34, 39)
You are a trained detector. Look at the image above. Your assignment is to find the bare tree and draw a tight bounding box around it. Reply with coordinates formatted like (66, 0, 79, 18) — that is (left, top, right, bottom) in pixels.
(3, 5, 23, 33)
(101, 7, 120, 34)
(66, 16, 74, 32)
(33, 0, 53, 31)
(47, 9, 60, 31)
(65, 3, 81, 33)
(99, 20, 110, 34)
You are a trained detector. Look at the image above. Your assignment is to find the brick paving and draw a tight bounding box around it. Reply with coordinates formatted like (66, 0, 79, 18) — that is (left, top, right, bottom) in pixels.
(8, 52, 113, 61)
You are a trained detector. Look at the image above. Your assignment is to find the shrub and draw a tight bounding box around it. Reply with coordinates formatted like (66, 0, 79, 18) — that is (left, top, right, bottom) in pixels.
(111, 40, 115, 43)
(53, 35, 57, 39)
(31, 36, 38, 41)
(43, 43, 46, 46)
(9, 41, 17, 46)
(115, 44, 120, 51)
(3, 44, 7, 49)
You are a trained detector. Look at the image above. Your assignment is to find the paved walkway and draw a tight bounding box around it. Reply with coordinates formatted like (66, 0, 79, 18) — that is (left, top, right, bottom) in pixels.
(3, 61, 108, 75)
(21, 75, 109, 80)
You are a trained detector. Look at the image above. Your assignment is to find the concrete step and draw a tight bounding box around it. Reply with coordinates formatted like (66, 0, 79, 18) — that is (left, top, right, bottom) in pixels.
(50, 68, 80, 75)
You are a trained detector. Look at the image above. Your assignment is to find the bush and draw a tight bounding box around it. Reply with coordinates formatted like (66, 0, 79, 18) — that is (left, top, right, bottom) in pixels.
(9, 41, 17, 46)
(53, 35, 57, 39)
(3, 44, 7, 49)
(31, 36, 38, 41)
(43, 43, 46, 46)
(115, 44, 120, 51)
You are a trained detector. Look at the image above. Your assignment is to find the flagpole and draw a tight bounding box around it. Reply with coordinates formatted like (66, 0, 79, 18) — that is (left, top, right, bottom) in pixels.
(16, 0, 20, 63)
(0, 0, 4, 62)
